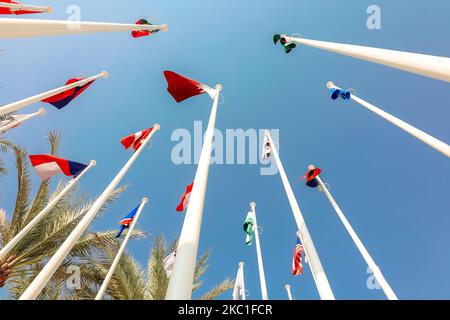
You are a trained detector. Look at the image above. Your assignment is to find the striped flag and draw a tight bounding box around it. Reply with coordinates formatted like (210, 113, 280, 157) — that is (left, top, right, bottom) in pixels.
(121, 127, 153, 151)
(0, 114, 27, 129)
(243, 212, 254, 246)
(163, 71, 216, 103)
(292, 237, 304, 276)
(176, 182, 193, 212)
(116, 205, 140, 238)
(42, 78, 95, 109)
(163, 251, 177, 278)
(29, 155, 88, 180)
(0, 0, 42, 15)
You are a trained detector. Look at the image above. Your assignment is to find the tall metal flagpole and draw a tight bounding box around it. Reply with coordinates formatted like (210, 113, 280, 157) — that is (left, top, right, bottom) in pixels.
(310, 165, 398, 300)
(285, 284, 293, 300)
(249, 202, 269, 300)
(95, 197, 148, 300)
(232, 262, 246, 300)
(0, 2, 52, 13)
(0, 18, 168, 39)
(281, 34, 450, 82)
(0, 108, 46, 134)
(329, 82, 450, 158)
(0, 160, 96, 262)
(264, 130, 335, 300)
(0, 71, 108, 117)
(165, 85, 223, 300)
(19, 124, 160, 300)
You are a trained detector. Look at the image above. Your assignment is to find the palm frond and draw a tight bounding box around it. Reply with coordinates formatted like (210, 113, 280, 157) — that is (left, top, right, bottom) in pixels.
(146, 235, 169, 300)
(199, 278, 235, 300)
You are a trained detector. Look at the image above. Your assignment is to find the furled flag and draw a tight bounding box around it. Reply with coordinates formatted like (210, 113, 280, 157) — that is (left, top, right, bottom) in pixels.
(131, 19, 160, 38)
(0, 114, 27, 131)
(29, 155, 88, 180)
(301, 167, 322, 189)
(163, 251, 177, 278)
(163, 71, 216, 103)
(42, 78, 95, 109)
(116, 205, 140, 238)
(0, 0, 42, 15)
(327, 82, 351, 100)
(121, 127, 153, 151)
(292, 237, 304, 276)
(273, 34, 297, 54)
(176, 182, 194, 212)
(243, 212, 254, 246)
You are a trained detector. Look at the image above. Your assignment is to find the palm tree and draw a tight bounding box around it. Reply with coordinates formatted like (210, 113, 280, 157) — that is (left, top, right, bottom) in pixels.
(79, 235, 234, 300)
(0, 135, 14, 176)
(0, 132, 145, 299)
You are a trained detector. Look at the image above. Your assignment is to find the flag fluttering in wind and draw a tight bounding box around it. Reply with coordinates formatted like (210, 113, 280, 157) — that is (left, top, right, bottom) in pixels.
(163, 71, 216, 103)
(327, 81, 351, 100)
(0, 0, 49, 15)
(292, 237, 304, 276)
(29, 155, 88, 180)
(243, 212, 254, 246)
(163, 251, 177, 278)
(121, 127, 154, 151)
(131, 19, 160, 38)
(273, 34, 296, 54)
(176, 182, 194, 212)
(42, 78, 95, 109)
(116, 205, 140, 238)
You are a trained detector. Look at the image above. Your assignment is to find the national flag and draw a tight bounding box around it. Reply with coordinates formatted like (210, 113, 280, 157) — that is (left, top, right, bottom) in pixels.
(121, 127, 153, 151)
(163, 251, 177, 278)
(163, 71, 216, 103)
(131, 19, 159, 38)
(0, 114, 27, 130)
(29, 155, 88, 180)
(243, 212, 254, 246)
(176, 182, 193, 212)
(0, 0, 42, 15)
(292, 238, 304, 276)
(116, 205, 140, 238)
(42, 78, 95, 109)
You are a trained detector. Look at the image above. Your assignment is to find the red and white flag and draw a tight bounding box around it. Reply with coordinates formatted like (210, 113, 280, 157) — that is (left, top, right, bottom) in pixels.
(121, 127, 153, 151)
(29, 155, 88, 180)
(163, 71, 216, 103)
(176, 182, 194, 212)
(292, 238, 304, 276)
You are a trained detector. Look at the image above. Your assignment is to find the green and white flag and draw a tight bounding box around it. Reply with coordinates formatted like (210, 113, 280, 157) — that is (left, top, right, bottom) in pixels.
(243, 212, 254, 246)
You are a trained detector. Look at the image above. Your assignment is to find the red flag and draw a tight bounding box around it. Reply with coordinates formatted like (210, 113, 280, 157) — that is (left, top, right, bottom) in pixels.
(292, 238, 304, 276)
(176, 182, 194, 212)
(131, 19, 159, 38)
(121, 128, 153, 151)
(0, 0, 43, 15)
(163, 71, 215, 103)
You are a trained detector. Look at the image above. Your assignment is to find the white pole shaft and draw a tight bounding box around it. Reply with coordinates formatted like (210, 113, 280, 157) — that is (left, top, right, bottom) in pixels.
(285, 285, 293, 300)
(239, 262, 246, 300)
(249, 202, 269, 300)
(0, 160, 96, 262)
(19, 125, 159, 300)
(165, 86, 222, 300)
(0, 2, 51, 13)
(0, 108, 45, 134)
(95, 197, 148, 300)
(315, 175, 398, 300)
(348, 93, 450, 158)
(0, 72, 108, 117)
(284, 35, 450, 82)
(266, 132, 335, 300)
(0, 18, 168, 39)
(232, 265, 240, 300)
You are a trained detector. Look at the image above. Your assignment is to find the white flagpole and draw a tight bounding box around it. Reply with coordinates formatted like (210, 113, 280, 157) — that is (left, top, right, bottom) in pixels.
(239, 261, 246, 300)
(0, 2, 52, 13)
(249, 202, 269, 300)
(165, 85, 223, 300)
(19, 124, 160, 300)
(285, 284, 293, 300)
(0, 71, 108, 117)
(0, 108, 45, 134)
(310, 165, 398, 300)
(95, 197, 148, 300)
(232, 263, 242, 300)
(0, 18, 169, 39)
(329, 82, 450, 158)
(264, 130, 335, 300)
(0, 160, 96, 262)
(282, 34, 450, 82)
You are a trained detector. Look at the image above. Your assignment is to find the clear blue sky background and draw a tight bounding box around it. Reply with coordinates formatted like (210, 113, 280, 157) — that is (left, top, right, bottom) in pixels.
(1, 0, 449, 300)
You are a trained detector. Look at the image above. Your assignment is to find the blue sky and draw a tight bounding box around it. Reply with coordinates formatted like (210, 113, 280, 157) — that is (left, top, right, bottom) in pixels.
(1, 0, 449, 300)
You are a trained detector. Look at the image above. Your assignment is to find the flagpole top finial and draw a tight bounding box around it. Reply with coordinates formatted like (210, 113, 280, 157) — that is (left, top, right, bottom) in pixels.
(90, 160, 97, 166)
(327, 81, 335, 89)
(160, 24, 169, 32)
(154, 123, 161, 130)
(215, 84, 223, 91)
(239, 261, 245, 268)
(308, 164, 316, 170)
(45, 7, 53, 13)
(142, 197, 149, 204)
(101, 71, 109, 78)
(285, 284, 291, 290)
(250, 202, 256, 209)
(38, 108, 46, 115)
(264, 130, 271, 137)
